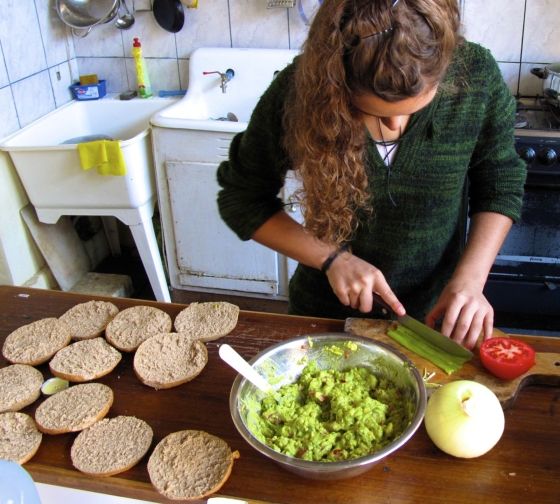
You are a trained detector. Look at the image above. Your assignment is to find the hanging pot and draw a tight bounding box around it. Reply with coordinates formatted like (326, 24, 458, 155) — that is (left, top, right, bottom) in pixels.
(531, 63, 560, 108)
(56, 0, 120, 38)
(152, 0, 185, 33)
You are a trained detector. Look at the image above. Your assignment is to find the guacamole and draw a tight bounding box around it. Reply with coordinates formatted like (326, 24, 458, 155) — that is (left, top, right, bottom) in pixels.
(247, 361, 413, 462)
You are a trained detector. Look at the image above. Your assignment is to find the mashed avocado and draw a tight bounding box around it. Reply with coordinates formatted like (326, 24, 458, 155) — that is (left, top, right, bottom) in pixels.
(248, 361, 413, 462)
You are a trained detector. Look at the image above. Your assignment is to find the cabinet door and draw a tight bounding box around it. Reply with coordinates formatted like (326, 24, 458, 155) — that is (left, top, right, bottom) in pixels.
(165, 161, 278, 294)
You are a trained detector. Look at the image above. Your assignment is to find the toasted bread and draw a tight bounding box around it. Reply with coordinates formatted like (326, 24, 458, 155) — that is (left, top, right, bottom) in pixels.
(0, 412, 42, 464)
(71, 416, 153, 476)
(148, 430, 240, 501)
(105, 306, 173, 352)
(2, 318, 71, 365)
(34, 383, 113, 435)
(0, 364, 44, 413)
(133, 333, 208, 389)
(49, 337, 122, 382)
(59, 300, 119, 340)
(173, 302, 239, 342)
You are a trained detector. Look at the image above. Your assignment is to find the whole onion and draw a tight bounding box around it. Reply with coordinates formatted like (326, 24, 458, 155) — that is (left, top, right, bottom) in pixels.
(424, 380, 505, 458)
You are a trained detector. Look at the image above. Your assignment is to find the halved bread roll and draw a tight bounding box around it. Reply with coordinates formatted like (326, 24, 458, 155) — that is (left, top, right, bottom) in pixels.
(2, 318, 71, 365)
(49, 337, 122, 382)
(34, 383, 113, 435)
(148, 430, 240, 501)
(133, 332, 208, 389)
(105, 306, 173, 352)
(71, 416, 153, 476)
(0, 412, 42, 464)
(173, 302, 239, 342)
(0, 364, 44, 413)
(59, 300, 119, 340)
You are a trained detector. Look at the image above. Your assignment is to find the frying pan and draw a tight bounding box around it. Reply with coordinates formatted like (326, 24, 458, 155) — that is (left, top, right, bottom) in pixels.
(153, 0, 185, 33)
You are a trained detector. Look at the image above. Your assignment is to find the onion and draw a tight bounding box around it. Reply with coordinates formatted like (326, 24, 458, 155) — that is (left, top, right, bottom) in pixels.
(424, 380, 505, 458)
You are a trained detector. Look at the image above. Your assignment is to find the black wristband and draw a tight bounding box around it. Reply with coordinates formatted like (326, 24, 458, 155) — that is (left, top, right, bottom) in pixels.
(321, 244, 350, 274)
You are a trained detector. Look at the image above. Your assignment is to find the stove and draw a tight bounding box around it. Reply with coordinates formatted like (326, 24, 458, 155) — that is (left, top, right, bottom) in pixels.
(482, 97, 560, 334)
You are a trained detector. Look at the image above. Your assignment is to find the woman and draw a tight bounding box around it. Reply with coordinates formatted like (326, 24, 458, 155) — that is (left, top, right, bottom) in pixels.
(217, 0, 526, 349)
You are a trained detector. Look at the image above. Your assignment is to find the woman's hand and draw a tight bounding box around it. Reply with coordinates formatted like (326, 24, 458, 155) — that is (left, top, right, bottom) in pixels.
(326, 251, 405, 316)
(426, 279, 494, 350)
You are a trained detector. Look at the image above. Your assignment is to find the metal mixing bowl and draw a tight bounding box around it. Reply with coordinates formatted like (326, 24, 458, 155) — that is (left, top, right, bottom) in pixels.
(56, 0, 119, 29)
(229, 333, 426, 480)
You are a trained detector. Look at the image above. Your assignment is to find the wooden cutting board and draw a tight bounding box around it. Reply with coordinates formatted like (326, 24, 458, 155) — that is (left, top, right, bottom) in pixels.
(345, 317, 560, 408)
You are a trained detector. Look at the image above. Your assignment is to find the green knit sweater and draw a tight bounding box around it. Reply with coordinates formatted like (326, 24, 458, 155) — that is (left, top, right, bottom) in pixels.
(217, 42, 527, 320)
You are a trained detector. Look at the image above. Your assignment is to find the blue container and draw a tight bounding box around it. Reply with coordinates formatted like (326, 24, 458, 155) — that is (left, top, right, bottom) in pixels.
(70, 79, 107, 100)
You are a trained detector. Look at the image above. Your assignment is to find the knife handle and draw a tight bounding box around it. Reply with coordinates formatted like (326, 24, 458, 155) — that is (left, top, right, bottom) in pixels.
(371, 292, 394, 315)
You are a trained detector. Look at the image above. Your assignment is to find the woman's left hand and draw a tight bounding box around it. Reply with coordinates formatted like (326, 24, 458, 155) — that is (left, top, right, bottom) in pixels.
(425, 279, 494, 350)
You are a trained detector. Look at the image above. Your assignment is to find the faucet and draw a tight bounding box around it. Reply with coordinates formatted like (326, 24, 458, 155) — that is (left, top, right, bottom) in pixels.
(202, 69, 235, 93)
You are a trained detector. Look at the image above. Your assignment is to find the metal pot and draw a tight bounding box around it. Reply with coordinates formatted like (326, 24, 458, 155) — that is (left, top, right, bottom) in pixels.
(55, 0, 119, 37)
(531, 63, 560, 107)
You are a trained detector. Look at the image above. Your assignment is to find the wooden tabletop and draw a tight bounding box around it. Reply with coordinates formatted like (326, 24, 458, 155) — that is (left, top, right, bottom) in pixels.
(1, 286, 559, 504)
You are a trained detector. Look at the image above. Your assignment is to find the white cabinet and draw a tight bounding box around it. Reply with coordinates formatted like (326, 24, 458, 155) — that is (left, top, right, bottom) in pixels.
(153, 127, 301, 298)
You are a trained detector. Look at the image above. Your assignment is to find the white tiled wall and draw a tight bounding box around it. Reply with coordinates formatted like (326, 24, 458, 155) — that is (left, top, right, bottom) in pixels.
(2, 0, 560, 139)
(1, 0, 560, 289)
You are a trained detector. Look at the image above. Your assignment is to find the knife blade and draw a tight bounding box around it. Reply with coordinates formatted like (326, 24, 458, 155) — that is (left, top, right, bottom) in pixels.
(371, 292, 473, 359)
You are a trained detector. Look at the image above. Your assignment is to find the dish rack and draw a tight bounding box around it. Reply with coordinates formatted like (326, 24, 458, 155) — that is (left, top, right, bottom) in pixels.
(267, 0, 296, 7)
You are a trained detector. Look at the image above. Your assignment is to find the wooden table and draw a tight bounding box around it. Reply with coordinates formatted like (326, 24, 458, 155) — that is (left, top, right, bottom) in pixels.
(1, 286, 559, 504)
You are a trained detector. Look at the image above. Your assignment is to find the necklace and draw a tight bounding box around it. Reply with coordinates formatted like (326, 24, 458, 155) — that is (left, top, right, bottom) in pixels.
(374, 117, 401, 165)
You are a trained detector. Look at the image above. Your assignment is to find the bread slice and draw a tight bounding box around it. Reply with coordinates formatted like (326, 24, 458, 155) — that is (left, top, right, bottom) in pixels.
(0, 412, 42, 464)
(0, 364, 44, 413)
(71, 416, 153, 476)
(2, 318, 72, 365)
(173, 302, 240, 342)
(59, 300, 119, 340)
(49, 337, 122, 382)
(133, 333, 208, 389)
(147, 430, 240, 501)
(34, 383, 113, 435)
(105, 306, 173, 352)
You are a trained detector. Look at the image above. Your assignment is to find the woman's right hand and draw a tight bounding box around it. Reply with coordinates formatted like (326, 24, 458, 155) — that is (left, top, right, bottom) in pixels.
(325, 251, 405, 316)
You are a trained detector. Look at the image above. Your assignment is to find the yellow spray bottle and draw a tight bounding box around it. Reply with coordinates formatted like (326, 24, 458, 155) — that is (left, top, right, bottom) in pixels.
(132, 38, 152, 98)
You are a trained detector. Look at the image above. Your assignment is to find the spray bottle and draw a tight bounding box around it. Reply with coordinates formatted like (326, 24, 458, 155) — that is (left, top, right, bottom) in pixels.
(132, 38, 152, 98)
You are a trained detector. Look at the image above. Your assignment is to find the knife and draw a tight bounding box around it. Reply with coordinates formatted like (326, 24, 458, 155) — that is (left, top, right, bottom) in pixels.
(371, 292, 473, 359)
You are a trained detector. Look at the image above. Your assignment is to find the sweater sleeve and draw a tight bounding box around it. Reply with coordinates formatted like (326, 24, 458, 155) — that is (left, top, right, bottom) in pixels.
(216, 64, 295, 241)
(467, 46, 527, 221)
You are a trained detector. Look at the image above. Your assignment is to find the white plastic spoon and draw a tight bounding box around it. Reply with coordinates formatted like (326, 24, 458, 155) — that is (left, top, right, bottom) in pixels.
(219, 344, 271, 393)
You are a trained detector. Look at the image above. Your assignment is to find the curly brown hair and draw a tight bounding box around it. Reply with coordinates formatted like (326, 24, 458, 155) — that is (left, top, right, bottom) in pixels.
(283, 0, 462, 246)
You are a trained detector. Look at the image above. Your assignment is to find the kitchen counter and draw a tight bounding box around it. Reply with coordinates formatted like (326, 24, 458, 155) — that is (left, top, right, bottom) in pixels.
(1, 286, 559, 504)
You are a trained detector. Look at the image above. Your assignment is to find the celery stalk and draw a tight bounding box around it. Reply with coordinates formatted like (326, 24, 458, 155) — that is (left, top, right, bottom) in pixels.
(387, 324, 469, 375)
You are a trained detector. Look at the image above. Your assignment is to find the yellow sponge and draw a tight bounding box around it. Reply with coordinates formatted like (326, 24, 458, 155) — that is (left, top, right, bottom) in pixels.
(79, 74, 99, 85)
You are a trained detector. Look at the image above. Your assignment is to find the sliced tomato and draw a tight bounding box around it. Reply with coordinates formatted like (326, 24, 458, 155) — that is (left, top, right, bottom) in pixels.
(479, 337, 536, 380)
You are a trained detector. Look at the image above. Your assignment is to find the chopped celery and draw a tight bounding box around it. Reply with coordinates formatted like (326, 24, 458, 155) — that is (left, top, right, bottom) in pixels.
(387, 324, 469, 375)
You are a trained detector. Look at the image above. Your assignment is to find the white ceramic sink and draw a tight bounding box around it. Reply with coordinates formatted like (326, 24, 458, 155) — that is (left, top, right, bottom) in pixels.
(150, 47, 300, 133)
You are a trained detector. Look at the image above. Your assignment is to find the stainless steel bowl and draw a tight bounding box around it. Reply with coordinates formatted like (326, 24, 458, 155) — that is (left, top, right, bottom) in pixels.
(229, 333, 426, 480)
(56, 0, 119, 30)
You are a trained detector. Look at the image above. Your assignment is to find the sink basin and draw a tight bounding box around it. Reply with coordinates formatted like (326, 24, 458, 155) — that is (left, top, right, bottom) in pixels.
(0, 97, 177, 303)
(0, 98, 174, 214)
(150, 47, 300, 133)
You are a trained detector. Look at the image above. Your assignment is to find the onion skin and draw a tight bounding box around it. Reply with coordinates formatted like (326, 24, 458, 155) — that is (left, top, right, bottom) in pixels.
(424, 380, 505, 458)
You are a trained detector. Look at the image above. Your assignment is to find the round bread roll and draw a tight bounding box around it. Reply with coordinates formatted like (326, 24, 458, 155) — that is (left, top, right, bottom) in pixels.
(2, 318, 72, 365)
(59, 300, 119, 340)
(105, 306, 173, 352)
(34, 383, 113, 435)
(71, 416, 153, 476)
(173, 302, 240, 342)
(133, 333, 208, 389)
(0, 412, 42, 464)
(148, 430, 239, 501)
(49, 337, 122, 382)
(0, 364, 44, 413)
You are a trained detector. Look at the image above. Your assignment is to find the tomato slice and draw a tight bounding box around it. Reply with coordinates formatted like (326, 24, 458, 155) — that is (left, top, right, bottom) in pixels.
(479, 337, 536, 380)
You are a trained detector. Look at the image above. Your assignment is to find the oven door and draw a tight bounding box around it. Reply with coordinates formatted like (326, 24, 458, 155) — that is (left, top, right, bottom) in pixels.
(484, 178, 560, 330)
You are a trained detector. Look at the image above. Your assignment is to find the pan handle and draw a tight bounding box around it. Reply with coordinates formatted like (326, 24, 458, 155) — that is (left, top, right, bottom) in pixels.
(531, 67, 548, 79)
